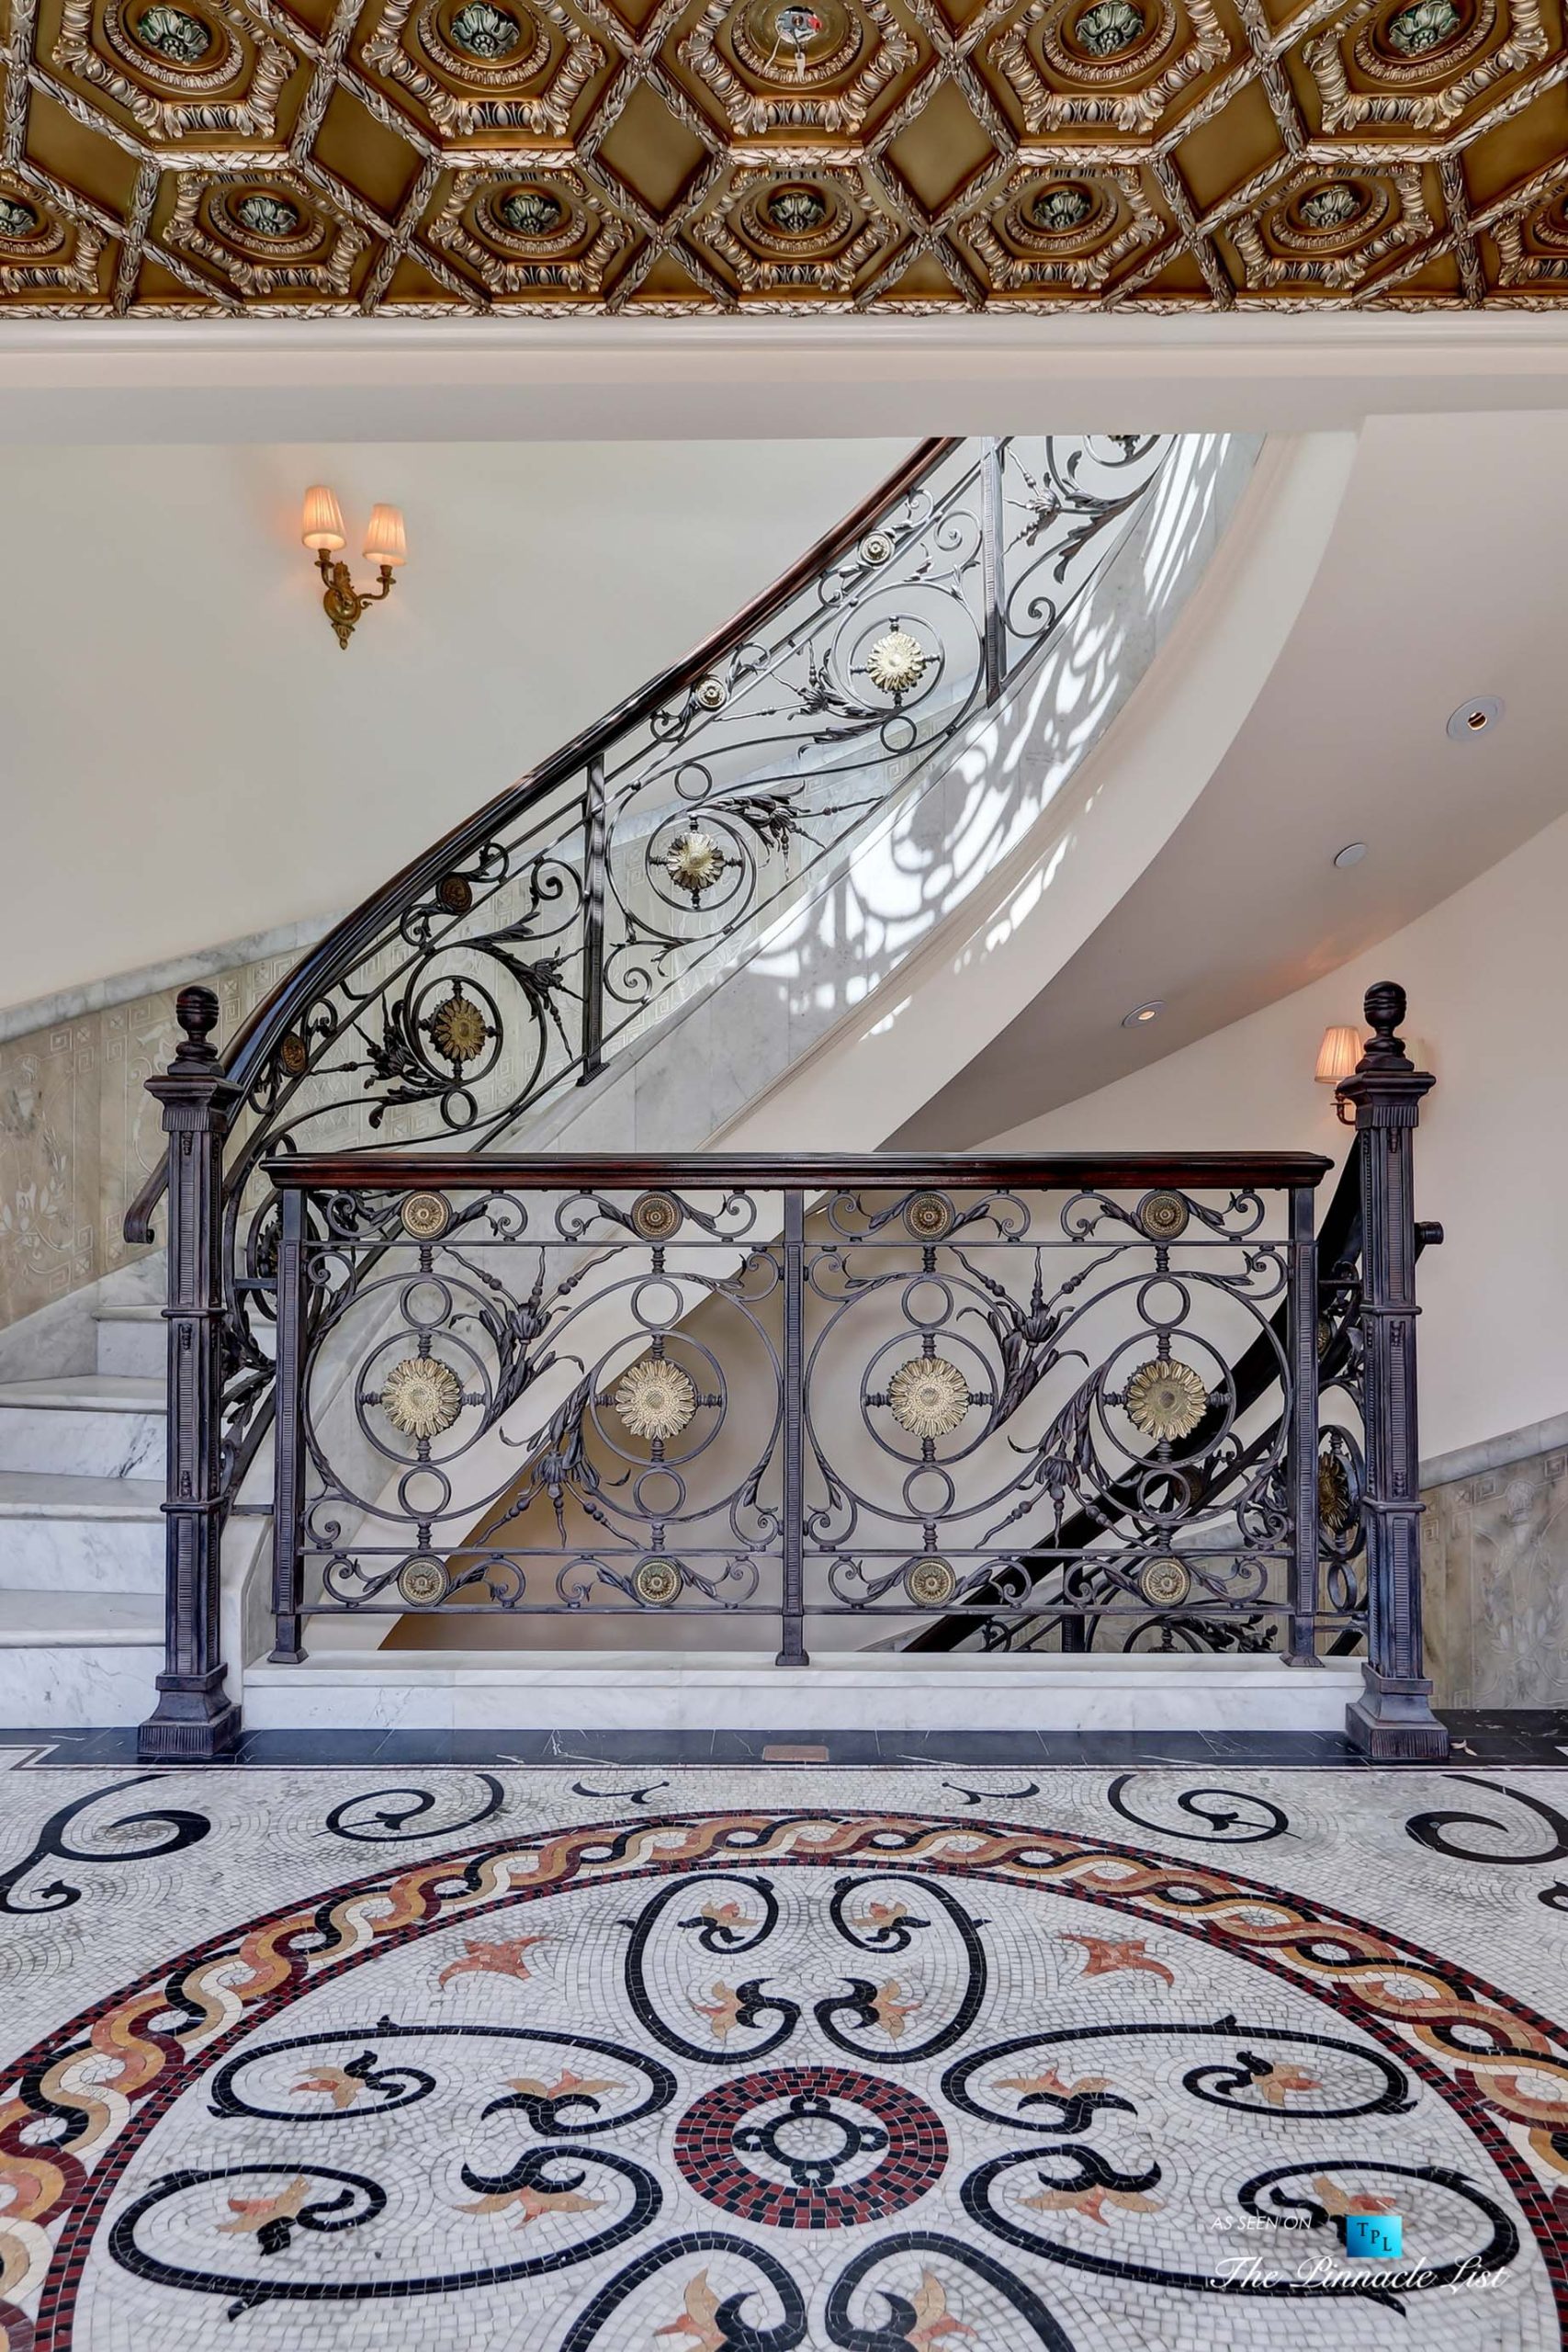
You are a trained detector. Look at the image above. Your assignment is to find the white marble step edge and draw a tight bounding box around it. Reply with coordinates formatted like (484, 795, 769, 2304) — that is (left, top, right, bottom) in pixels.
(0, 1378, 165, 1478)
(242, 1650, 1363, 1735)
(0, 1471, 165, 1593)
(0, 1588, 162, 1727)
(94, 1304, 166, 1382)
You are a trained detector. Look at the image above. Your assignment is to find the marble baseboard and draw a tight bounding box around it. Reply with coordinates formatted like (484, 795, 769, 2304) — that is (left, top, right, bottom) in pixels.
(0, 1629, 160, 1725)
(242, 1651, 1363, 1736)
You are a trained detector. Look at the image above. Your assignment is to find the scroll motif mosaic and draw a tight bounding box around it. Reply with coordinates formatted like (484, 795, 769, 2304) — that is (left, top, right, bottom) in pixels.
(2, 1764, 1567, 2350)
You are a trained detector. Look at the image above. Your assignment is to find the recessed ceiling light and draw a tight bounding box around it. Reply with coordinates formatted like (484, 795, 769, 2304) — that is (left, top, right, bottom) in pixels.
(1447, 695, 1503, 741)
(1122, 1000, 1164, 1027)
(1333, 842, 1368, 869)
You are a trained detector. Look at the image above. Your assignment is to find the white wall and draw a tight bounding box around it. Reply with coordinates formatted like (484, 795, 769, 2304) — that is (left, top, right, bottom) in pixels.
(0, 437, 904, 1013)
(988, 809, 1568, 1464)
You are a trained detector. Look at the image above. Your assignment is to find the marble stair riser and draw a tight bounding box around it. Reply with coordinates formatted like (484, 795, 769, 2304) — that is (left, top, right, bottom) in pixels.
(0, 1499, 164, 1593)
(0, 1405, 164, 1479)
(0, 1639, 159, 1725)
(94, 1308, 166, 1381)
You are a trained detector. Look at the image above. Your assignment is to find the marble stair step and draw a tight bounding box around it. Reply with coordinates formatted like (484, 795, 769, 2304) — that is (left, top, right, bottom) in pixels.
(0, 1471, 165, 1592)
(0, 1379, 165, 1478)
(0, 1585, 162, 1725)
(94, 1303, 166, 1381)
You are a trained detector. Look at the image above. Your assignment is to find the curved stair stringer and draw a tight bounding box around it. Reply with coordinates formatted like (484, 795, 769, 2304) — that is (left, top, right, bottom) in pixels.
(239, 432, 1355, 1702)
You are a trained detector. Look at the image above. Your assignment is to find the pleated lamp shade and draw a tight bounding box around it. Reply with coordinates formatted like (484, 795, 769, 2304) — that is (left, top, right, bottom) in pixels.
(300, 484, 346, 551)
(364, 504, 408, 568)
(1314, 1024, 1362, 1086)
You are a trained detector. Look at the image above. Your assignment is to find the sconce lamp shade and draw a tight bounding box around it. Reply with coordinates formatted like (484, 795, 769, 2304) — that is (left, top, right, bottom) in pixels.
(364, 503, 407, 568)
(1314, 1023, 1362, 1086)
(300, 484, 346, 551)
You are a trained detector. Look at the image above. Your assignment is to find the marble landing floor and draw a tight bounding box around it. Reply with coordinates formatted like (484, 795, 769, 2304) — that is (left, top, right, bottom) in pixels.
(2, 1758, 1567, 2352)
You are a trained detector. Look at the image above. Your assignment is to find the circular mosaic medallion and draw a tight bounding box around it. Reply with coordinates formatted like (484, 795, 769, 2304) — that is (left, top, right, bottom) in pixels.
(1139, 1553, 1191, 1607)
(886, 1353, 970, 1441)
(908, 1554, 957, 1607)
(1136, 1187, 1190, 1241)
(614, 1355, 697, 1442)
(632, 1555, 682, 1606)
(1123, 1355, 1208, 1442)
(673, 2064, 947, 2226)
(396, 1553, 448, 1606)
(400, 1191, 452, 1242)
(629, 1190, 683, 1243)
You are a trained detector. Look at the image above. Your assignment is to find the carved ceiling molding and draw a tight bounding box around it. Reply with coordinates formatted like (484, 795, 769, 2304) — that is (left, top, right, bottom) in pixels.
(0, 0, 1563, 313)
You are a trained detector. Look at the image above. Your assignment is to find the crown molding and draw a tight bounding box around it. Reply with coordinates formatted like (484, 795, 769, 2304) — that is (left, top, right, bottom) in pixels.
(3, 313, 1567, 440)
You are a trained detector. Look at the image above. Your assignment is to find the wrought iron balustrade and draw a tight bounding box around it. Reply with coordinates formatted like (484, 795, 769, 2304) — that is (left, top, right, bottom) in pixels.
(137, 981, 1447, 1764)
(124, 433, 1176, 1506)
(261, 1148, 1334, 1671)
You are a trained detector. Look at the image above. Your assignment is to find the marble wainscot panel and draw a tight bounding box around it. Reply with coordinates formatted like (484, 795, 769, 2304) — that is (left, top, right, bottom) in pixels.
(1423, 1410, 1568, 1708)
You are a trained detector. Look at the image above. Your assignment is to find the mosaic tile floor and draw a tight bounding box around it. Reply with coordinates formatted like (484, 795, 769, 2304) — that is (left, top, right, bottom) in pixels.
(3, 1758, 1567, 2351)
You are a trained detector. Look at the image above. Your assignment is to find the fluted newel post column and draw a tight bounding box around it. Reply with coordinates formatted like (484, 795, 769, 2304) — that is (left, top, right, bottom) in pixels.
(138, 988, 243, 1762)
(1339, 981, 1449, 1762)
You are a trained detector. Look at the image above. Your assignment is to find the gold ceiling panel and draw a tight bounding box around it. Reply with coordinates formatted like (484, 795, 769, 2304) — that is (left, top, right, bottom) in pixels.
(0, 0, 1562, 310)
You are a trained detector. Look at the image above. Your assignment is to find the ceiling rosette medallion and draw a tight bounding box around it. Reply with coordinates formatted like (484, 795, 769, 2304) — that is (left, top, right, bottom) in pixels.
(361, 0, 604, 137)
(689, 160, 902, 293)
(51, 0, 295, 138)
(426, 166, 632, 295)
(0, 177, 106, 294)
(679, 0, 918, 134)
(988, 0, 1230, 132)
(164, 171, 367, 295)
(957, 162, 1166, 291)
(1224, 163, 1430, 290)
(1300, 0, 1547, 133)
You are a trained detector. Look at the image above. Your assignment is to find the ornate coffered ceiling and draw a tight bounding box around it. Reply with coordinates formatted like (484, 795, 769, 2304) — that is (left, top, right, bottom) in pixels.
(0, 0, 1562, 311)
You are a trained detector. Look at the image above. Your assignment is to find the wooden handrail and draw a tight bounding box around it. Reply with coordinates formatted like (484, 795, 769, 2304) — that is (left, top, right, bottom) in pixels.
(264, 1149, 1333, 1193)
(124, 434, 959, 1245)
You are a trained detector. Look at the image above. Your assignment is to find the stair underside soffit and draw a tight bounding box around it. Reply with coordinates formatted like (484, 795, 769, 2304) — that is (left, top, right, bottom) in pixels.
(0, 0, 1563, 315)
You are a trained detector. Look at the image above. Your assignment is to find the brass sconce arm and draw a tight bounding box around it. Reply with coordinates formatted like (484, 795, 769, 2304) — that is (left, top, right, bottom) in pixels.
(317, 548, 397, 650)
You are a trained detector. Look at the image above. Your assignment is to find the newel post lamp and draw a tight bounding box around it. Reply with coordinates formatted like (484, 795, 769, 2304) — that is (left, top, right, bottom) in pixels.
(301, 485, 408, 650)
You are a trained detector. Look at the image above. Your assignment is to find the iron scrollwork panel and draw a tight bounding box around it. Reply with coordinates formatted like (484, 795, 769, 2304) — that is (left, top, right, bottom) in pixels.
(797, 1183, 1302, 1651)
(281, 1185, 787, 1624)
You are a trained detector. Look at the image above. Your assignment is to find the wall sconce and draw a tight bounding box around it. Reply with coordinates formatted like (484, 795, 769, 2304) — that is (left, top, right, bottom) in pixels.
(1315, 1023, 1361, 1125)
(300, 485, 407, 650)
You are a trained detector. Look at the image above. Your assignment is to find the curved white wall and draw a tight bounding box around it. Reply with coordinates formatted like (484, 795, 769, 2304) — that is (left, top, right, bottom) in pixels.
(987, 808, 1568, 1464)
(0, 437, 905, 1013)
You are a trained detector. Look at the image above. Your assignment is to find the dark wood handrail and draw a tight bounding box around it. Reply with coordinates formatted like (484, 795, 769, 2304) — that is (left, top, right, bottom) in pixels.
(264, 1149, 1333, 1193)
(125, 434, 959, 1245)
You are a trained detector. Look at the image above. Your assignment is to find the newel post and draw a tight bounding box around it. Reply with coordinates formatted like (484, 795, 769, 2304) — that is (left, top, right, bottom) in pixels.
(1339, 981, 1449, 1762)
(138, 987, 243, 1762)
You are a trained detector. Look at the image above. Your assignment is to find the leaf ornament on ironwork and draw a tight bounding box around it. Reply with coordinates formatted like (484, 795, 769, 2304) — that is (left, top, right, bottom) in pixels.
(955, 1249, 1088, 1435)
(986, 1362, 1109, 1542)
(507, 1374, 602, 1541)
(468, 1251, 559, 1430)
(358, 1000, 451, 1125)
(479, 935, 573, 1048)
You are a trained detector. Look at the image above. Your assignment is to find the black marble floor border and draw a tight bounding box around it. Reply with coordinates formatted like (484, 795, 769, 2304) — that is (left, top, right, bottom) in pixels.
(2, 1712, 1564, 1770)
